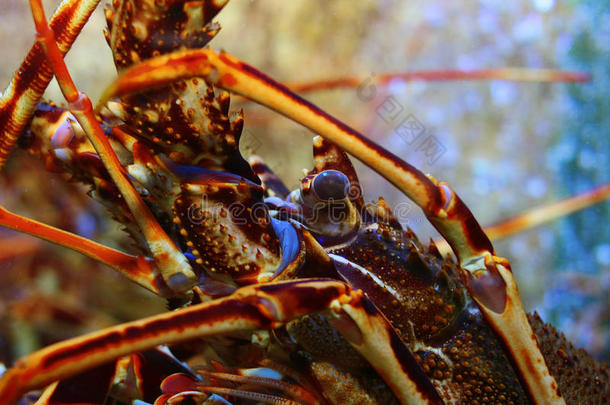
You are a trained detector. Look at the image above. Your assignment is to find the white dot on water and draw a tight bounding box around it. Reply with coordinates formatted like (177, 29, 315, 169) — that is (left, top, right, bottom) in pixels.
(526, 177, 547, 198)
(578, 148, 596, 169)
(510, 236, 529, 256)
(463, 90, 483, 111)
(422, 4, 447, 27)
(595, 244, 610, 266)
(512, 13, 543, 42)
(387, 78, 407, 95)
(76, 212, 97, 239)
(538, 229, 555, 250)
(490, 81, 518, 106)
(533, 0, 556, 13)
(457, 54, 477, 70)
(477, 9, 499, 34)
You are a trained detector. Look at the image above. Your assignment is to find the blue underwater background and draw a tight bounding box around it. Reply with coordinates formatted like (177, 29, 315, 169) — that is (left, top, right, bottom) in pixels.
(0, 0, 608, 363)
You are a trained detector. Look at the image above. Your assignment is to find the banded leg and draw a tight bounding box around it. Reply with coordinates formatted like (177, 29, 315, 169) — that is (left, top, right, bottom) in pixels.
(0, 204, 170, 296)
(0, 279, 443, 405)
(27, 0, 196, 293)
(0, 0, 101, 169)
(284, 68, 590, 94)
(100, 48, 565, 404)
(30, 348, 195, 405)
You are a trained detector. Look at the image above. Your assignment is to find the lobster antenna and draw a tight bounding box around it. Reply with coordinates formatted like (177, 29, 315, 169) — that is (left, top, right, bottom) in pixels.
(284, 68, 590, 93)
(484, 183, 610, 240)
(431, 182, 610, 255)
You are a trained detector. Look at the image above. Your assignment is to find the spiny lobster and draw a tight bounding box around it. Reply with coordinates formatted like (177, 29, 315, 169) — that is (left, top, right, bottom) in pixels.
(0, 1, 608, 404)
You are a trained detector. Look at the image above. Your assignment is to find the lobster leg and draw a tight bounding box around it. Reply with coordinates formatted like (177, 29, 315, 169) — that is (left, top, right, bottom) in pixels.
(0, 0, 101, 169)
(0, 204, 170, 296)
(27, 0, 197, 293)
(100, 48, 565, 404)
(0, 279, 444, 405)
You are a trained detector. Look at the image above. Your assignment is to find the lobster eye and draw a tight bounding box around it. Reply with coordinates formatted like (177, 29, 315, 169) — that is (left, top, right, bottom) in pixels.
(313, 170, 350, 201)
